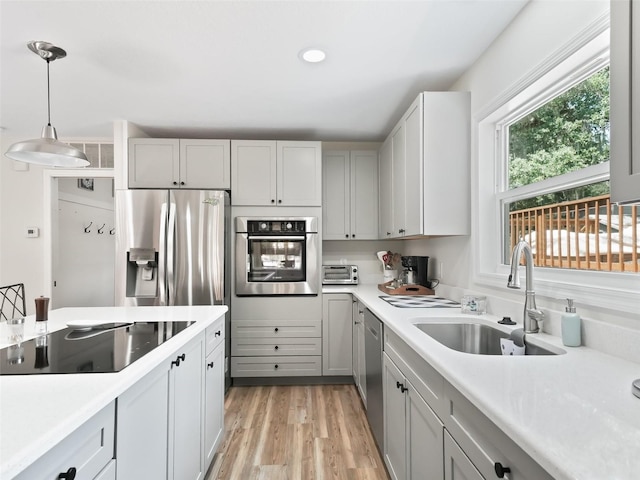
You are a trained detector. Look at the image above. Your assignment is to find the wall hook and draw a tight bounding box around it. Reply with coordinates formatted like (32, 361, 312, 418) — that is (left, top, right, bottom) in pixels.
(84, 222, 92, 233)
(97, 224, 106, 234)
(110, 228, 115, 235)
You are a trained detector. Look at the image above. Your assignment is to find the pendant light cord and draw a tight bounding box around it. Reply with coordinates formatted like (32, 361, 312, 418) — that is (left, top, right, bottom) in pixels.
(46, 58, 51, 126)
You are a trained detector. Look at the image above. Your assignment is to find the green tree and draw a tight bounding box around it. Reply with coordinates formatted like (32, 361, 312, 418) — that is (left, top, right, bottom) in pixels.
(508, 67, 609, 208)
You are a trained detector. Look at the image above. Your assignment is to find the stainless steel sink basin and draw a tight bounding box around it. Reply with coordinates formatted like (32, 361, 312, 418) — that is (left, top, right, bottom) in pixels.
(414, 322, 563, 355)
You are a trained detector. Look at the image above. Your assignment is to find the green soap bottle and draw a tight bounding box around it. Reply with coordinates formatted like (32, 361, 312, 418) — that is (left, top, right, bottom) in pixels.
(561, 298, 581, 347)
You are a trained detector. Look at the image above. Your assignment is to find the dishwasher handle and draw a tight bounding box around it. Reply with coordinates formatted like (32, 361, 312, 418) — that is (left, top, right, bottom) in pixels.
(366, 324, 379, 339)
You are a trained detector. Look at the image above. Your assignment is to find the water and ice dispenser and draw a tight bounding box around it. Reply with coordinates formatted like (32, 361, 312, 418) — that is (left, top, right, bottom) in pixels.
(126, 248, 158, 298)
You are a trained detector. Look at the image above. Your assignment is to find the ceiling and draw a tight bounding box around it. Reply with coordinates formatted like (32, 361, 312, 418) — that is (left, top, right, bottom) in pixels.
(0, 0, 528, 142)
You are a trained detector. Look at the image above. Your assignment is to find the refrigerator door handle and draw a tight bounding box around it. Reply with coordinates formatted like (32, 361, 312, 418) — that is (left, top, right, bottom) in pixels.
(159, 201, 168, 305)
(167, 200, 177, 306)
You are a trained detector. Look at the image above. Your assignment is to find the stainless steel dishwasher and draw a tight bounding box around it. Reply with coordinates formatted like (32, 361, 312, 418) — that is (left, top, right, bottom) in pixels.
(364, 308, 384, 453)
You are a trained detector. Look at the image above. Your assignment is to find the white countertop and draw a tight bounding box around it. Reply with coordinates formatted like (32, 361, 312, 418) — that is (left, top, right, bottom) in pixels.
(0, 305, 228, 479)
(325, 285, 640, 480)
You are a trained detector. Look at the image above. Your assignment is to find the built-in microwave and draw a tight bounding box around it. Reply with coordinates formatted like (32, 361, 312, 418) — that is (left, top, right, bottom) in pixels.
(322, 265, 359, 285)
(235, 217, 319, 295)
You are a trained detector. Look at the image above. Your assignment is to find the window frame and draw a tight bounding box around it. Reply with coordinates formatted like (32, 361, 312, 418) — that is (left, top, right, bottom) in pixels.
(474, 27, 640, 314)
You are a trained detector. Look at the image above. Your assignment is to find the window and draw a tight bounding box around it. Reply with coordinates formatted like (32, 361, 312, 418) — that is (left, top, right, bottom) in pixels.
(475, 25, 639, 314)
(496, 59, 639, 274)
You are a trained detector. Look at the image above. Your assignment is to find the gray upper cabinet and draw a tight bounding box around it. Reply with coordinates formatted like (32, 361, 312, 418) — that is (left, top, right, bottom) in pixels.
(232, 140, 322, 206)
(323, 150, 378, 240)
(611, 0, 640, 204)
(128, 138, 231, 189)
(379, 91, 470, 238)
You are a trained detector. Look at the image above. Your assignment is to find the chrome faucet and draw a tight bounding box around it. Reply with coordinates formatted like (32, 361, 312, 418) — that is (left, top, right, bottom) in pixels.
(507, 238, 544, 333)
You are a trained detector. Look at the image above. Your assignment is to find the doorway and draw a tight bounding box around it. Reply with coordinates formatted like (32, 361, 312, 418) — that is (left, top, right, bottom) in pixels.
(44, 170, 115, 308)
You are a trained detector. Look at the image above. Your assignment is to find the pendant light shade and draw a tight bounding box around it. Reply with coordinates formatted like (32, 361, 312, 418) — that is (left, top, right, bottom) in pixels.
(4, 41, 89, 168)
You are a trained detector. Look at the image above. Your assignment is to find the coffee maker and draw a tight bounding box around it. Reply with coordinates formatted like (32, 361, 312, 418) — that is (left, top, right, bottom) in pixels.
(400, 256, 429, 287)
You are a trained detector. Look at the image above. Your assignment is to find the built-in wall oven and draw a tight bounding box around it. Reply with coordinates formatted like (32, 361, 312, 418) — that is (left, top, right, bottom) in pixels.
(235, 216, 319, 295)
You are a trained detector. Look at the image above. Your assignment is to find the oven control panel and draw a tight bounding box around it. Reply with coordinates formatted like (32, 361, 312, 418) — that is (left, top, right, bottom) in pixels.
(247, 220, 307, 234)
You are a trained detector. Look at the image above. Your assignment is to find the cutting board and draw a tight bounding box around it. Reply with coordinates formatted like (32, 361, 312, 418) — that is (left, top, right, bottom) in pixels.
(378, 281, 435, 296)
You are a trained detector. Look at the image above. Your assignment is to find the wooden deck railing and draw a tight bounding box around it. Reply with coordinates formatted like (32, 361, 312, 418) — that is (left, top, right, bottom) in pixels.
(509, 194, 639, 272)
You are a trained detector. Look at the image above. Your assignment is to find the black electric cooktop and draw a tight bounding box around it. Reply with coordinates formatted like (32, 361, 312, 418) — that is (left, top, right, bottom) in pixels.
(0, 321, 193, 375)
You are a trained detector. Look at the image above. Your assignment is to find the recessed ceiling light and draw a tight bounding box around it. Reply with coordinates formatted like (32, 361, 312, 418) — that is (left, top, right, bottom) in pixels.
(300, 48, 326, 63)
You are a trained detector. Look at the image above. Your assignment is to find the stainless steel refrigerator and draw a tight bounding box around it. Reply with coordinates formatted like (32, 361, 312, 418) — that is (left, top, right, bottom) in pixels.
(115, 189, 230, 388)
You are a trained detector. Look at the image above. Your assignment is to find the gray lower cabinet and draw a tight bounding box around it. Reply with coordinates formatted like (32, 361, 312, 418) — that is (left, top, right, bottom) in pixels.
(322, 293, 353, 375)
(383, 327, 554, 480)
(353, 298, 367, 405)
(117, 333, 205, 480)
(231, 319, 322, 377)
(383, 352, 444, 480)
(444, 431, 483, 480)
(204, 319, 225, 472)
(14, 402, 115, 480)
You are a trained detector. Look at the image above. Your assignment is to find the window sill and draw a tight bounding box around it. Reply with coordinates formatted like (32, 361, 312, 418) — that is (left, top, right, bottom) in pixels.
(475, 267, 640, 315)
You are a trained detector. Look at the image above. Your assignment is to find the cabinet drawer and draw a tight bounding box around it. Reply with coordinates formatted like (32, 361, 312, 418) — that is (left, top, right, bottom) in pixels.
(232, 319, 321, 338)
(443, 382, 554, 480)
(232, 337, 322, 356)
(385, 328, 445, 419)
(206, 316, 225, 355)
(15, 402, 115, 480)
(231, 355, 322, 377)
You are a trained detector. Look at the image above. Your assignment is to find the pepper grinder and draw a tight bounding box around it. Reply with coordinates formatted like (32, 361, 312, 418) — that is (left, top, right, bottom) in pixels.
(34, 296, 49, 335)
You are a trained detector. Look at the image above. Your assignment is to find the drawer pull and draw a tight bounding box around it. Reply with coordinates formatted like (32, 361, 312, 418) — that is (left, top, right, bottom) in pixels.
(274, 364, 279, 369)
(494, 462, 511, 478)
(215, 330, 221, 337)
(58, 467, 77, 480)
(274, 345, 279, 350)
(274, 327, 279, 333)
(207, 362, 214, 369)
(171, 353, 186, 368)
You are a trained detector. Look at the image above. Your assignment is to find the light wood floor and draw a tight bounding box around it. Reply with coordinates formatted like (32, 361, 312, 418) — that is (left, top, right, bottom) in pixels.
(206, 384, 390, 480)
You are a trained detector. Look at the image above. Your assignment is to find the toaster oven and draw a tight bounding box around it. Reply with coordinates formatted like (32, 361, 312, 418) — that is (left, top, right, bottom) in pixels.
(322, 265, 359, 285)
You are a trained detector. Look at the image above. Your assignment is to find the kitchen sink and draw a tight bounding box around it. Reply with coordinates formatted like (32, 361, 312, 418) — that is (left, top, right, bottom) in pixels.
(414, 322, 564, 355)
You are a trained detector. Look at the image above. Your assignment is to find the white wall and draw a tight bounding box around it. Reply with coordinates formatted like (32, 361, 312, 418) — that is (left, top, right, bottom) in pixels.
(0, 134, 51, 311)
(54, 178, 115, 308)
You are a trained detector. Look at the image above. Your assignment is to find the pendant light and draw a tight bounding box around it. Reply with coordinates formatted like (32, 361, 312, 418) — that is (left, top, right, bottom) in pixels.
(5, 41, 89, 167)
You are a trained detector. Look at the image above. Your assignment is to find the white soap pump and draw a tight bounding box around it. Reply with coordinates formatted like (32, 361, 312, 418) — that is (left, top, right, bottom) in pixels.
(561, 298, 581, 347)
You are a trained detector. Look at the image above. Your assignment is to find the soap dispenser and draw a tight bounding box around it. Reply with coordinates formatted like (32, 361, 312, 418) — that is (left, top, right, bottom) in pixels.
(561, 298, 581, 347)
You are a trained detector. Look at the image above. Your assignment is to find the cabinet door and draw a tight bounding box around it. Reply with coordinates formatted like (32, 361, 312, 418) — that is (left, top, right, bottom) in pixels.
(407, 382, 444, 479)
(231, 140, 277, 205)
(352, 298, 359, 382)
(323, 151, 350, 239)
(379, 137, 394, 238)
(128, 138, 180, 188)
(611, 0, 640, 204)
(356, 302, 367, 405)
(350, 150, 379, 240)
(180, 139, 231, 189)
(383, 354, 407, 480)
(403, 98, 423, 237)
(391, 124, 406, 237)
(444, 431, 484, 480)
(116, 364, 170, 480)
(277, 141, 322, 206)
(322, 294, 353, 375)
(205, 342, 225, 471)
(170, 336, 205, 480)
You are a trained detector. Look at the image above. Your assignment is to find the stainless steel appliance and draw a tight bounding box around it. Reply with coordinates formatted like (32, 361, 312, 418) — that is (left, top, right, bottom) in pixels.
(322, 265, 359, 285)
(364, 308, 384, 453)
(235, 216, 319, 296)
(115, 190, 230, 387)
(400, 255, 430, 287)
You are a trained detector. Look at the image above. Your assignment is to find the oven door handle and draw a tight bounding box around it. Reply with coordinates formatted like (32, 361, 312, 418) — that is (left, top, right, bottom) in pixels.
(246, 235, 305, 241)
